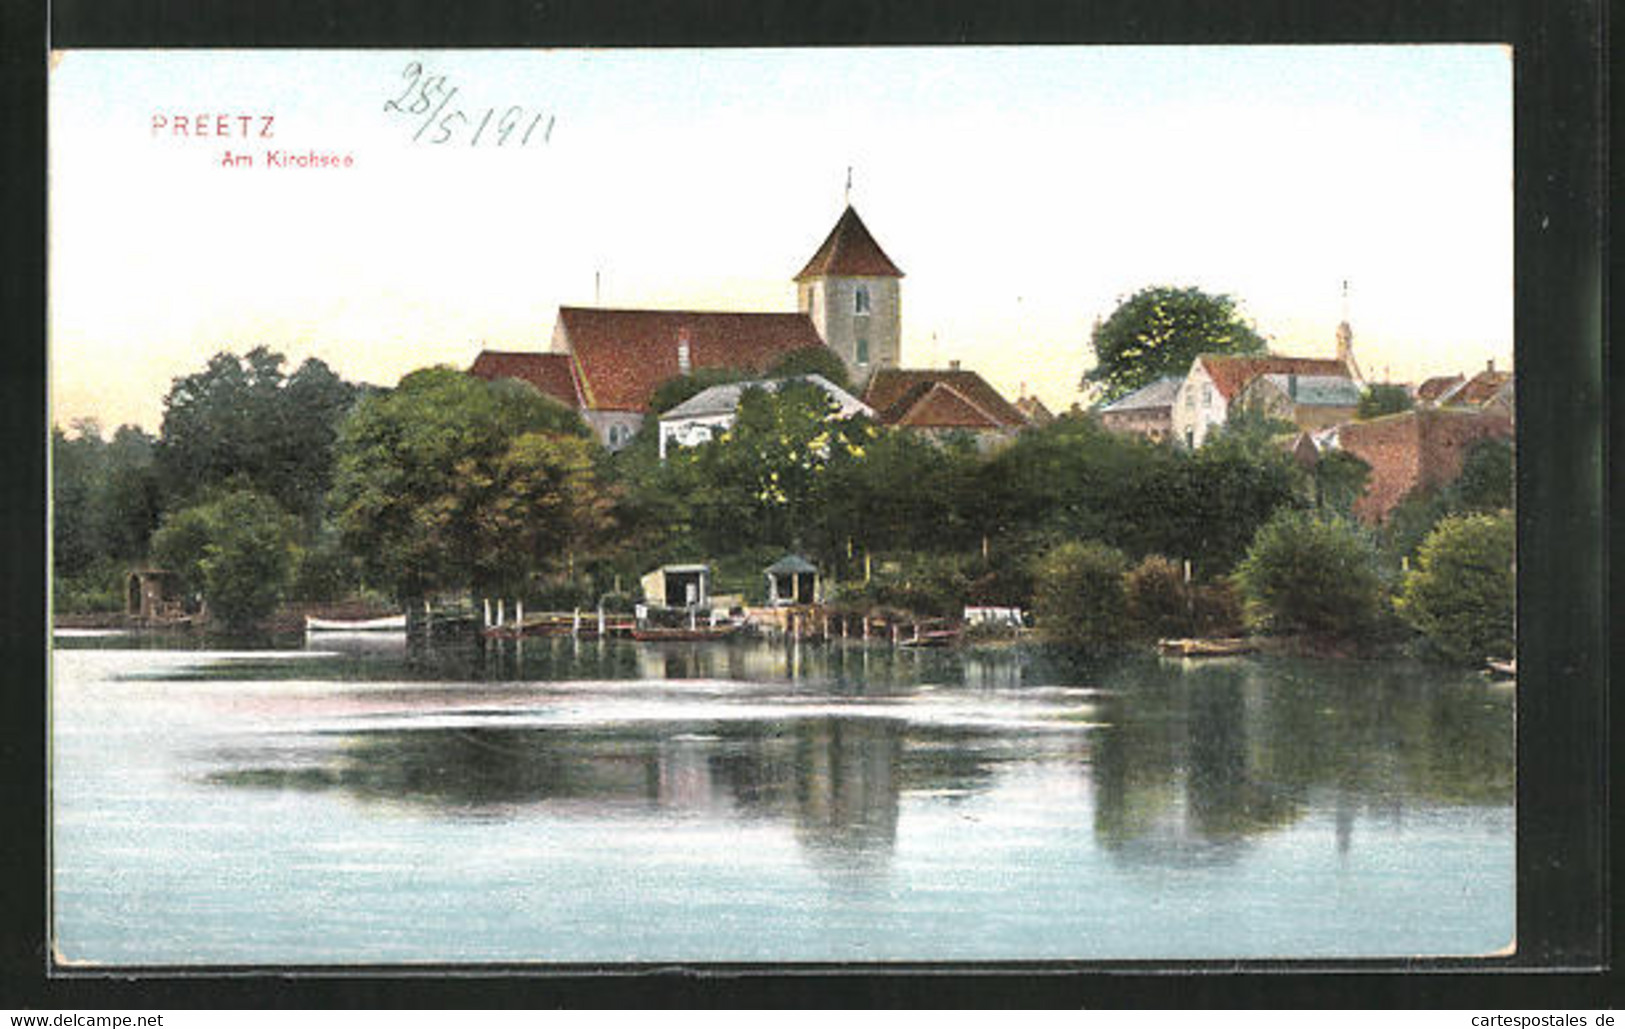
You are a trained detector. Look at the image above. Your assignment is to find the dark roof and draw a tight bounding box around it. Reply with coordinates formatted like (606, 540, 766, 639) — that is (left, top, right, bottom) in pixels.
(1196, 354, 1353, 401)
(1014, 395, 1055, 425)
(469, 351, 582, 409)
(1100, 376, 1183, 413)
(556, 307, 827, 412)
(1416, 374, 1466, 402)
(765, 554, 818, 574)
(1444, 368, 1513, 406)
(794, 206, 904, 282)
(863, 368, 1026, 430)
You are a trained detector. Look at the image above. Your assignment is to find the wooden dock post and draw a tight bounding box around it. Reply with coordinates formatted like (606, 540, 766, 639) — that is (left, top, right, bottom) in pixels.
(572, 608, 581, 636)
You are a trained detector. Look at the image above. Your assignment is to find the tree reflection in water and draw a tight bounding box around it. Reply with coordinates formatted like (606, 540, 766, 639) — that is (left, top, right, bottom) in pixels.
(200, 640, 1510, 877)
(1089, 655, 1512, 867)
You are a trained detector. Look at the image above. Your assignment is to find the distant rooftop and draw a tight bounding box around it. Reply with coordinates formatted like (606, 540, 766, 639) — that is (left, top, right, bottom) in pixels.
(1100, 376, 1183, 412)
(1253, 373, 1362, 407)
(659, 374, 871, 421)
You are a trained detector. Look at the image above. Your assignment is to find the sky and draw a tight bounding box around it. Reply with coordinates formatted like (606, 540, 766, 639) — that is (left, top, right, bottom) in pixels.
(49, 46, 1513, 433)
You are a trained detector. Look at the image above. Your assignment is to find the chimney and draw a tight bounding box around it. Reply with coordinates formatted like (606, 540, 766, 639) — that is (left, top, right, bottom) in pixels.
(677, 328, 692, 375)
(948, 359, 960, 371)
(1486, 358, 1495, 373)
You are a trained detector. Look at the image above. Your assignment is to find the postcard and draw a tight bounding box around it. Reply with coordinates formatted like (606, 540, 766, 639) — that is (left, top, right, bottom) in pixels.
(48, 46, 1518, 967)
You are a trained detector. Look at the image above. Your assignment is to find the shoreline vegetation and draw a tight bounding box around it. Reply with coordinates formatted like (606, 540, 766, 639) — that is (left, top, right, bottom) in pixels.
(52, 332, 1513, 670)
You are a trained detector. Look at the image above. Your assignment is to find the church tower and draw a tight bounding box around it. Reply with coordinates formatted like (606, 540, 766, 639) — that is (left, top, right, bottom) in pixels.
(794, 206, 904, 386)
(1335, 280, 1365, 383)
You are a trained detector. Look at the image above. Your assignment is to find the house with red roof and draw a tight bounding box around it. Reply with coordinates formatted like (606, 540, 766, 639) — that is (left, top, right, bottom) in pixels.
(467, 351, 583, 410)
(471, 205, 908, 451)
(862, 363, 1029, 450)
(1172, 353, 1355, 448)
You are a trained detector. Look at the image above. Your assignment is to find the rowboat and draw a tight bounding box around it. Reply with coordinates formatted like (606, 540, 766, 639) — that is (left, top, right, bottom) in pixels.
(305, 614, 407, 633)
(899, 627, 962, 648)
(1485, 658, 1516, 680)
(1158, 637, 1256, 657)
(631, 623, 741, 643)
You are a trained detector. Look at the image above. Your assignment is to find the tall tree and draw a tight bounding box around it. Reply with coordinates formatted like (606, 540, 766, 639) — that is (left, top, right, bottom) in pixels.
(157, 347, 361, 522)
(330, 367, 605, 601)
(1084, 285, 1267, 403)
(675, 382, 871, 560)
(52, 420, 161, 579)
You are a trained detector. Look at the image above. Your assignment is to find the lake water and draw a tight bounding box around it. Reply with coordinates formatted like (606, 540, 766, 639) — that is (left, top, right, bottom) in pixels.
(50, 633, 1514, 965)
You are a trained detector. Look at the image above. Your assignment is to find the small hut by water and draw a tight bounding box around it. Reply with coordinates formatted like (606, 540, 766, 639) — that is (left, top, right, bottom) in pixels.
(125, 568, 185, 620)
(764, 554, 819, 606)
(640, 564, 711, 609)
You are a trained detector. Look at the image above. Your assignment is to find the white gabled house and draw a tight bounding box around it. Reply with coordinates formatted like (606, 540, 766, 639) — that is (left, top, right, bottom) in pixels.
(1172, 354, 1354, 448)
(656, 374, 873, 459)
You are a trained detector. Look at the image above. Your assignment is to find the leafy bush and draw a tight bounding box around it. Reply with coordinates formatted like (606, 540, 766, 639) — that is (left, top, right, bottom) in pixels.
(1233, 510, 1385, 641)
(1356, 384, 1414, 419)
(151, 490, 301, 630)
(289, 533, 359, 602)
(767, 345, 853, 392)
(53, 558, 127, 615)
(1190, 580, 1245, 637)
(1395, 513, 1515, 663)
(1123, 554, 1190, 639)
(1031, 541, 1129, 647)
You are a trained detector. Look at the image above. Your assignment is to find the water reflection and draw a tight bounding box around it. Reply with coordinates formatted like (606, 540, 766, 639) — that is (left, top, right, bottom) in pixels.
(1089, 656, 1513, 866)
(206, 716, 997, 871)
(184, 640, 1510, 876)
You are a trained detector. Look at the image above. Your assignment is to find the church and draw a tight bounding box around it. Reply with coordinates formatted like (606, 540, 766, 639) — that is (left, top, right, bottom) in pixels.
(471, 205, 1024, 450)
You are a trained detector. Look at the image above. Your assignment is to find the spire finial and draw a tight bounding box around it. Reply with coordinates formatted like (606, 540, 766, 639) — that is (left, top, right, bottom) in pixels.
(845, 166, 852, 206)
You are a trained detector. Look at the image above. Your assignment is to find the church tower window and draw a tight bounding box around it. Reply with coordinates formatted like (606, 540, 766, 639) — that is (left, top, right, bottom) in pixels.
(855, 285, 870, 315)
(856, 338, 870, 366)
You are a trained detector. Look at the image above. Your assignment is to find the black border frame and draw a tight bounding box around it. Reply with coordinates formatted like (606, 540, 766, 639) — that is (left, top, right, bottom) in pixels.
(4, 0, 1611, 1009)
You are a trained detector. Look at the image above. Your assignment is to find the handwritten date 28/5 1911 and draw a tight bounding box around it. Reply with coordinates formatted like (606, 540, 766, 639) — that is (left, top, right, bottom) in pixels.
(385, 61, 556, 147)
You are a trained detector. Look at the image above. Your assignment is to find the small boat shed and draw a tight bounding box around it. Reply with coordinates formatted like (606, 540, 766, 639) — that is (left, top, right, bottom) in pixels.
(764, 554, 819, 606)
(126, 568, 184, 619)
(641, 563, 711, 609)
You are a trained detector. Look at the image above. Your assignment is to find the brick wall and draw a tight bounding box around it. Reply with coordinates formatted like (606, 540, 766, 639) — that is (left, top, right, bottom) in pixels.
(1339, 408, 1513, 523)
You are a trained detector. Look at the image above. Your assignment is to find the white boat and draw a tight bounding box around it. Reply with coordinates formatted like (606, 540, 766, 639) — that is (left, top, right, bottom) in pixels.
(304, 614, 407, 633)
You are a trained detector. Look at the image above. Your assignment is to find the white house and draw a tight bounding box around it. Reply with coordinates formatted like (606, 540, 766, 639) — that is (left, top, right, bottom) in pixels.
(1172, 354, 1354, 448)
(657, 374, 873, 459)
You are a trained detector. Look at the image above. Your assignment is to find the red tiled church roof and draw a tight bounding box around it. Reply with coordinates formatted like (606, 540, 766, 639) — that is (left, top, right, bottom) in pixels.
(469, 351, 582, 409)
(794, 206, 905, 282)
(1197, 354, 1352, 401)
(557, 307, 827, 412)
(864, 368, 1026, 430)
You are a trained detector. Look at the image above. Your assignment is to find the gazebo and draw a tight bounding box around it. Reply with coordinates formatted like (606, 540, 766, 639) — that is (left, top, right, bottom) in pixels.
(764, 554, 819, 607)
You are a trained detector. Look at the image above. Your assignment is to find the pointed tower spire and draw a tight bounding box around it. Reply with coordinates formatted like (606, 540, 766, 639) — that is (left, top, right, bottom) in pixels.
(1336, 279, 1364, 383)
(795, 204, 904, 385)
